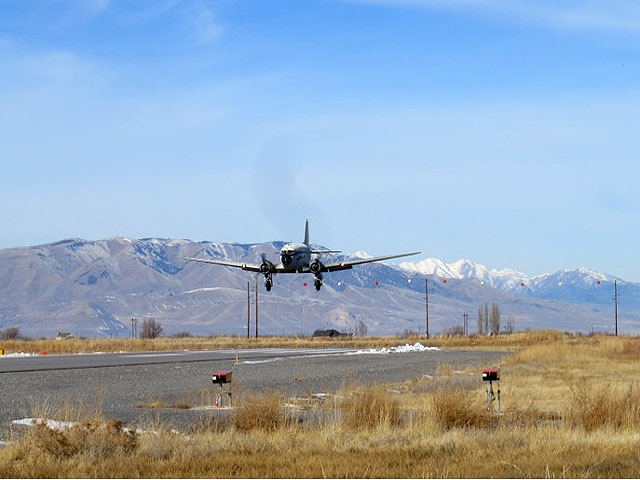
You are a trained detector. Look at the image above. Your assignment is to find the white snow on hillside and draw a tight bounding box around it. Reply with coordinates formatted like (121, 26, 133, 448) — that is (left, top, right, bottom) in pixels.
(397, 257, 623, 292)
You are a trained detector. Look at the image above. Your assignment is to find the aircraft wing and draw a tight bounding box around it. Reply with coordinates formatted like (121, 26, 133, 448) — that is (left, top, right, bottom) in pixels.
(184, 257, 262, 273)
(322, 251, 421, 272)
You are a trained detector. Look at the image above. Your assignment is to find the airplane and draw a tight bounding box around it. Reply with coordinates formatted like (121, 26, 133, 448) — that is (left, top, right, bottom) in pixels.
(185, 220, 420, 292)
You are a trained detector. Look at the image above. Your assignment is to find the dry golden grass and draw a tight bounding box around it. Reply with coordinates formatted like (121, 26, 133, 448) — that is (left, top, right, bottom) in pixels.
(339, 386, 400, 429)
(0, 329, 566, 355)
(231, 394, 286, 432)
(431, 389, 493, 430)
(3, 331, 640, 478)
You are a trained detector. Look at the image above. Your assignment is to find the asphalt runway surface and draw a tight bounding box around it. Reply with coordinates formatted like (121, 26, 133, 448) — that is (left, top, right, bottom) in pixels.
(0, 348, 358, 373)
(0, 347, 506, 434)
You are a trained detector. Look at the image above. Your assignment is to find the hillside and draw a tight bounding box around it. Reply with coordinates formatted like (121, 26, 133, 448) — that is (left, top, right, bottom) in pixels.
(0, 238, 636, 337)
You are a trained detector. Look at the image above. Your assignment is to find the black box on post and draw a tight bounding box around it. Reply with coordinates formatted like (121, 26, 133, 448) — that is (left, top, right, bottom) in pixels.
(482, 368, 499, 382)
(211, 371, 232, 384)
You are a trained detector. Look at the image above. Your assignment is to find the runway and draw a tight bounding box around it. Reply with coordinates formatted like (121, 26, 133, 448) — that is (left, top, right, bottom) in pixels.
(0, 346, 507, 432)
(0, 348, 357, 373)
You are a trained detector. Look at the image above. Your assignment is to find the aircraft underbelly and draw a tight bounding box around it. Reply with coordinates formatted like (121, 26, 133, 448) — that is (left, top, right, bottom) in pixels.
(291, 253, 310, 270)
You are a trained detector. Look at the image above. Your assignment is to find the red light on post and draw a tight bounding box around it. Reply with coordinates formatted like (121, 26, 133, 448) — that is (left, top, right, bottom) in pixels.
(597, 280, 601, 285)
(303, 282, 307, 287)
(374, 280, 379, 286)
(442, 279, 447, 283)
(521, 282, 525, 287)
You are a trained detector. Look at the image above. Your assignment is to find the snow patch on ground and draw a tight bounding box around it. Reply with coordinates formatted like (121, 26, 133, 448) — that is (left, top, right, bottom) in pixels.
(0, 352, 37, 358)
(348, 342, 440, 355)
(13, 418, 76, 430)
(11, 418, 182, 436)
(242, 344, 439, 364)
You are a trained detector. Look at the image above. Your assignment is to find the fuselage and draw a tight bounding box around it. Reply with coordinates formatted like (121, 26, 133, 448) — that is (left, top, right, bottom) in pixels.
(280, 242, 311, 271)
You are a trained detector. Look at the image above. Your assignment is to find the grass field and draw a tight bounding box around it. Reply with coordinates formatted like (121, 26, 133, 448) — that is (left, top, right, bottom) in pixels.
(0, 329, 566, 355)
(2, 331, 640, 478)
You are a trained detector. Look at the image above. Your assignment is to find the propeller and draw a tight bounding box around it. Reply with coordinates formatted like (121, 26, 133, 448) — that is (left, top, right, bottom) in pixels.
(259, 252, 273, 274)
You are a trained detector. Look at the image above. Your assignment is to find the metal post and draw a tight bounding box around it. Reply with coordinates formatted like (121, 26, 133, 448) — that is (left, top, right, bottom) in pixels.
(425, 278, 429, 339)
(615, 280, 618, 336)
(255, 276, 259, 339)
(131, 317, 137, 339)
(247, 281, 250, 339)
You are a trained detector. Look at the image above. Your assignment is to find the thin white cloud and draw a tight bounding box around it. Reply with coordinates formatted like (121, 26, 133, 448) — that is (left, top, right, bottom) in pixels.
(187, 4, 224, 45)
(341, 0, 640, 32)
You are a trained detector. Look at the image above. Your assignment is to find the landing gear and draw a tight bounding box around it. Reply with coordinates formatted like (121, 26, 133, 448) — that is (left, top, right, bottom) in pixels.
(313, 273, 323, 291)
(264, 273, 273, 292)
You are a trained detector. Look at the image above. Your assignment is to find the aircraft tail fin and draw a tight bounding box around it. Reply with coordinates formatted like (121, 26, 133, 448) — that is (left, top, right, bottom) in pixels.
(304, 219, 309, 246)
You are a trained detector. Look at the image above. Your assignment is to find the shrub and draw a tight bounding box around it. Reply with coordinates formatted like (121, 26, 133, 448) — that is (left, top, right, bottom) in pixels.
(17, 419, 137, 460)
(171, 330, 193, 338)
(140, 318, 163, 339)
(340, 387, 400, 429)
(431, 390, 493, 430)
(232, 395, 286, 432)
(0, 326, 21, 340)
(566, 382, 640, 431)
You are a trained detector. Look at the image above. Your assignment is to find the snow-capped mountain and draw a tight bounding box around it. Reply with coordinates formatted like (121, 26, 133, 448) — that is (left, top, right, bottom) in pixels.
(0, 239, 638, 337)
(398, 258, 529, 290)
(398, 258, 639, 309)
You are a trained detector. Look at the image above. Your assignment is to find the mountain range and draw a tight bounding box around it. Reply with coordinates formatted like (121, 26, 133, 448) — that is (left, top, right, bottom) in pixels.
(0, 237, 637, 337)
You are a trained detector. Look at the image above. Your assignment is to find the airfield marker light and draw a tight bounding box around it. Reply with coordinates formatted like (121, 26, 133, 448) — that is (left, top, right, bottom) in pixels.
(521, 282, 525, 287)
(407, 278, 412, 283)
(375, 280, 379, 286)
(597, 280, 601, 285)
(211, 371, 233, 408)
(482, 368, 501, 413)
(303, 282, 307, 287)
(442, 279, 447, 283)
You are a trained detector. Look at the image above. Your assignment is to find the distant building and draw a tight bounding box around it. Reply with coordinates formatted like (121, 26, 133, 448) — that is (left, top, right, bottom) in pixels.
(312, 329, 348, 338)
(56, 332, 74, 340)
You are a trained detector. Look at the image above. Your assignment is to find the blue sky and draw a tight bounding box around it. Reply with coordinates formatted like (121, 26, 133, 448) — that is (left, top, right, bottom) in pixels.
(1, 0, 640, 279)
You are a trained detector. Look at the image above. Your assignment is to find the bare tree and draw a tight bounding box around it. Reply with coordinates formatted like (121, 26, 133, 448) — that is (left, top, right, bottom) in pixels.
(0, 327, 21, 340)
(171, 330, 193, 338)
(141, 318, 163, 339)
(490, 303, 501, 335)
(477, 306, 484, 335)
(484, 303, 489, 335)
(355, 320, 368, 337)
(443, 325, 464, 336)
(506, 316, 516, 334)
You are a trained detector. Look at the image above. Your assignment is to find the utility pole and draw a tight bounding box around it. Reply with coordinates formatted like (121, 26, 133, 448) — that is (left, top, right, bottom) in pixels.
(247, 281, 250, 339)
(615, 280, 618, 336)
(255, 276, 259, 339)
(425, 278, 429, 339)
(463, 311, 469, 336)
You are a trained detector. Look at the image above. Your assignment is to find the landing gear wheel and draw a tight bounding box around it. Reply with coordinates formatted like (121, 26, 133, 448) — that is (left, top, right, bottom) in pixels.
(264, 273, 273, 292)
(314, 279, 322, 291)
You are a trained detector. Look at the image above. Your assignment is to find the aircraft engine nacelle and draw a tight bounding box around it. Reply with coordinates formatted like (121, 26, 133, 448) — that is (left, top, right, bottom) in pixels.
(281, 254, 292, 266)
(260, 260, 274, 274)
(309, 259, 324, 274)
